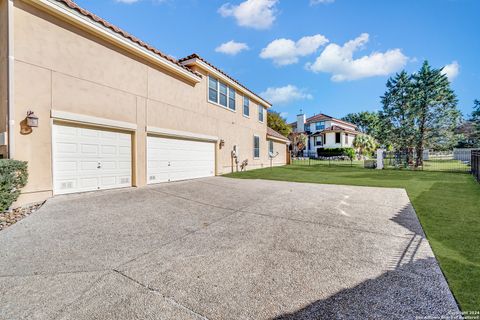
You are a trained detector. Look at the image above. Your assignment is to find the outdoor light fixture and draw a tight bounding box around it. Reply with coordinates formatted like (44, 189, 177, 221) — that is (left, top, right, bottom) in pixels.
(219, 139, 225, 149)
(26, 111, 39, 127)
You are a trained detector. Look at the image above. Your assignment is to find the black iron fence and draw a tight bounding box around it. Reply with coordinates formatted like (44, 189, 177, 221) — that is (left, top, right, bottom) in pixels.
(382, 150, 472, 173)
(472, 150, 480, 182)
(291, 151, 365, 168)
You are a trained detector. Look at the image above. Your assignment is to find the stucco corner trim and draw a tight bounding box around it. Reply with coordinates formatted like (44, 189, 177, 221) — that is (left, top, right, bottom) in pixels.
(147, 126, 218, 142)
(51, 110, 137, 130)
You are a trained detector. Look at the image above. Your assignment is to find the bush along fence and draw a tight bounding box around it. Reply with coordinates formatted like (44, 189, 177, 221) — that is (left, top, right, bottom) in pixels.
(0, 160, 28, 212)
(472, 150, 480, 182)
(291, 148, 363, 167)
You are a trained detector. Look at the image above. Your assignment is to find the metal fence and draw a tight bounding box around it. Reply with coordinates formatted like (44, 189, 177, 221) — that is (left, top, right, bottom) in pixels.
(291, 151, 366, 168)
(472, 150, 480, 182)
(383, 150, 473, 173)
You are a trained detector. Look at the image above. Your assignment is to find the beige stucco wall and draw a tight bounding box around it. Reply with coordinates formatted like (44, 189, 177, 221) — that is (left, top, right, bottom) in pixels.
(11, 0, 285, 205)
(0, 0, 8, 158)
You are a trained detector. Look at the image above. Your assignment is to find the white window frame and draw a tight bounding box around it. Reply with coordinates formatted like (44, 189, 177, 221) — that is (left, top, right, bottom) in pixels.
(243, 96, 250, 118)
(269, 140, 274, 155)
(253, 135, 260, 159)
(258, 105, 264, 123)
(208, 75, 236, 112)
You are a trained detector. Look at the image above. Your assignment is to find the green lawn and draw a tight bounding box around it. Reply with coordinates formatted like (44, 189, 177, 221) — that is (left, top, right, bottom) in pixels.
(226, 165, 480, 311)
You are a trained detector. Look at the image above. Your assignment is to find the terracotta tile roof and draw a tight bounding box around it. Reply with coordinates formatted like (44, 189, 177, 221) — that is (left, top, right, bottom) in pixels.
(179, 54, 272, 107)
(318, 125, 358, 135)
(54, 0, 201, 78)
(267, 127, 289, 142)
(306, 113, 357, 128)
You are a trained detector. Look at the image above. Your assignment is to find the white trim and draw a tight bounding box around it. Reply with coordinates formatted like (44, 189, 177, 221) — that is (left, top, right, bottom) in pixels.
(7, 0, 14, 158)
(29, 0, 201, 83)
(183, 58, 271, 108)
(267, 135, 289, 144)
(51, 110, 137, 130)
(147, 126, 218, 142)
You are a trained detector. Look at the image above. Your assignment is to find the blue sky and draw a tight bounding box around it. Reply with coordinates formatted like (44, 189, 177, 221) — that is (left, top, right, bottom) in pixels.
(74, 0, 479, 122)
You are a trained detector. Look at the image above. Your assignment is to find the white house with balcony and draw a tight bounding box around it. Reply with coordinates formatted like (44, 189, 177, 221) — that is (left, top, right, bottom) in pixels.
(290, 113, 359, 156)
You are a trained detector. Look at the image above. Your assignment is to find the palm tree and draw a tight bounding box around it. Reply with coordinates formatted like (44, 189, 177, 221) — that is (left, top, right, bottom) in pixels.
(353, 134, 377, 158)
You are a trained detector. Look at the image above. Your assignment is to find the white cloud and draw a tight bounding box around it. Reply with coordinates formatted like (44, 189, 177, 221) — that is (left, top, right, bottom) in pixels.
(310, 0, 335, 5)
(261, 85, 313, 105)
(260, 34, 329, 66)
(306, 33, 408, 81)
(215, 40, 249, 55)
(218, 0, 278, 30)
(442, 61, 460, 81)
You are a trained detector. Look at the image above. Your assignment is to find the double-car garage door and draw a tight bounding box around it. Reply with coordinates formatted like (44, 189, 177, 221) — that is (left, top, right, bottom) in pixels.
(52, 124, 215, 195)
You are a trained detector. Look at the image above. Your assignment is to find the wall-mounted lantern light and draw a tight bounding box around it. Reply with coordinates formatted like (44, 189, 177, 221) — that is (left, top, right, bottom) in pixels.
(26, 111, 39, 128)
(219, 139, 225, 149)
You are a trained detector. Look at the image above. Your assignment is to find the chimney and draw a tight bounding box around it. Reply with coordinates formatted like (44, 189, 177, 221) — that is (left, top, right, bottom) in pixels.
(296, 113, 306, 132)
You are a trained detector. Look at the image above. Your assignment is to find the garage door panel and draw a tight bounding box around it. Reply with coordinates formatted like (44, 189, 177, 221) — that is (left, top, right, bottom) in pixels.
(147, 136, 215, 184)
(53, 124, 132, 195)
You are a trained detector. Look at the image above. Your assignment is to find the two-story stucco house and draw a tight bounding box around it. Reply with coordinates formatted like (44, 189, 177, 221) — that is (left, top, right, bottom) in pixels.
(0, 0, 289, 206)
(290, 113, 358, 156)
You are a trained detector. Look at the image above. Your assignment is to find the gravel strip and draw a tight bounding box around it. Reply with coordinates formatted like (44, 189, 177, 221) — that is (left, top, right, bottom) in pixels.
(0, 202, 44, 231)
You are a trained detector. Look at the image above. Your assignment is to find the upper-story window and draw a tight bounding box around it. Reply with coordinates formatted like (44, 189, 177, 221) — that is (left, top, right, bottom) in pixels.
(315, 121, 325, 131)
(258, 105, 264, 122)
(208, 76, 235, 111)
(243, 96, 250, 117)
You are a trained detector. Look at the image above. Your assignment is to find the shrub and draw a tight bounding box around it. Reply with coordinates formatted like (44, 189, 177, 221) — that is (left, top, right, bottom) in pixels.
(0, 160, 28, 212)
(317, 148, 356, 158)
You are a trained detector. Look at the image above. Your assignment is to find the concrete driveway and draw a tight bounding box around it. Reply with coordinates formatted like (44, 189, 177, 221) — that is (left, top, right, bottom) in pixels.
(0, 177, 459, 319)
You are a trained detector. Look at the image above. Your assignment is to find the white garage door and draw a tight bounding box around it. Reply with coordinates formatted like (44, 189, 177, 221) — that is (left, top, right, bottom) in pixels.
(147, 136, 215, 184)
(53, 124, 132, 195)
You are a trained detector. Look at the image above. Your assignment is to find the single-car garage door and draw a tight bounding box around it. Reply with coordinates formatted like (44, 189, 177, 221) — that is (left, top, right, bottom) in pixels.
(53, 123, 132, 195)
(147, 136, 215, 184)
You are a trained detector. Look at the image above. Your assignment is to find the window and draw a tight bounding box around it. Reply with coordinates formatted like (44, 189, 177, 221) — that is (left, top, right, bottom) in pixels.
(315, 121, 325, 131)
(243, 96, 250, 117)
(258, 105, 264, 122)
(219, 82, 228, 107)
(254, 136, 260, 158)
(208, 76, 236, 111)
(228, 88, 236, 110)
(208, 77, 218, 103)
(335, 132, 341, 144)
(269, 140, 274, 154)
(315, 136, 323, 146)
(345, 133, 348, 144)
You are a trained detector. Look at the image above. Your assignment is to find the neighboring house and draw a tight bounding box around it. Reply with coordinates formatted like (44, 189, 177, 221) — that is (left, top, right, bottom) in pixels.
(290, 113, 358, 156)
(0, 0, 288, 206)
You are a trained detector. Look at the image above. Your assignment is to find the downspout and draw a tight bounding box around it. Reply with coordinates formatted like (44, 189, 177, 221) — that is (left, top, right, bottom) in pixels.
(7, 0, 14, 159)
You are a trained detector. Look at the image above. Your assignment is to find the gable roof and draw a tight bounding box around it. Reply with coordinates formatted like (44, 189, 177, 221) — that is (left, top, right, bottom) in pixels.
(267, 127, 289, 143)
(52, 0, 201, 79)
(179, 54, 271, 108)
(306, 113, 357, 128)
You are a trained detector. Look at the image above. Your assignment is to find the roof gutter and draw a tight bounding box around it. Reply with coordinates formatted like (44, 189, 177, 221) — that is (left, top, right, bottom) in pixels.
(7, 0, 14, 159)
(27, 0, 201, 84)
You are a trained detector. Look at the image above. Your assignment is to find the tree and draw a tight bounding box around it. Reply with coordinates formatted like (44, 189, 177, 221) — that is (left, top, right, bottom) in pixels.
(267, 110, 291, 137)
(353, 134, 377, 158)
(379, 71, 416, 152)
(289, 133, 307, 156)
(342, 111, 380, 138)
(411, 61, 460, 164)
(457, 99, 480, 147)
(379, 62, 461, 166)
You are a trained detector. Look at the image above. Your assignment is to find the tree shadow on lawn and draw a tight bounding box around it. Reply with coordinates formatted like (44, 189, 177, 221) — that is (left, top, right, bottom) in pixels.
(272, 205, 461, 320)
